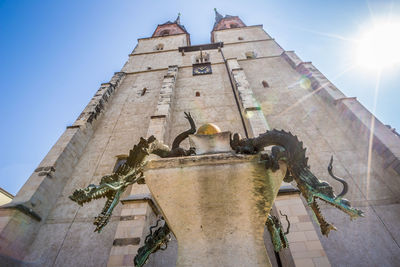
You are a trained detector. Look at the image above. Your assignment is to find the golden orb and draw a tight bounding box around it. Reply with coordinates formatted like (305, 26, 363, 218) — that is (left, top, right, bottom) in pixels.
(196, 123, 222, 135)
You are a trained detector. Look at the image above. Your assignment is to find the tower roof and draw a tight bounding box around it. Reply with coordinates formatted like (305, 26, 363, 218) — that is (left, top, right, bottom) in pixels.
(214, 8, 223, 25)
(152, 13, 189, 37)
(212, 9, 246, 31)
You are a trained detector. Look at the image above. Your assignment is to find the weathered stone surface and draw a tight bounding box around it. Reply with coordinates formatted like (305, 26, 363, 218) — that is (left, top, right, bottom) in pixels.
(145, 153, 287, 267)
(1, 13, 399, 267)
(189, 132, 232, 154)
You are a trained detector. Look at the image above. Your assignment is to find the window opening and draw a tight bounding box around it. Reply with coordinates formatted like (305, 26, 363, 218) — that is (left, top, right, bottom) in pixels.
(155, 43, 164, 51)
(245, 51, 257, 59)
(141, 88, 147, 96)
(160, 30, 170, 36)
(262, 80, 269, 88)
(195, 92, 200, 97)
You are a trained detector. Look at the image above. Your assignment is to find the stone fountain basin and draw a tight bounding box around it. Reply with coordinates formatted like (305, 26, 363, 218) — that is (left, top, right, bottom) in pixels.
(145, 152, 287, 267)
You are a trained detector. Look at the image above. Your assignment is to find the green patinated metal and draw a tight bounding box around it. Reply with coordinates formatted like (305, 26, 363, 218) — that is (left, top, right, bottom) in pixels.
(231, 129, 364, 241)
(265, 212, 290, 252)
(69, 112, 196, 232)
(69, 114, 364, 265)
(134, 218, 171, 267)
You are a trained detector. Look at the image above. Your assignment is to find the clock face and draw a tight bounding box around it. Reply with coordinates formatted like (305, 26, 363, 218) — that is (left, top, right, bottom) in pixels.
(193, 63, 212, 75)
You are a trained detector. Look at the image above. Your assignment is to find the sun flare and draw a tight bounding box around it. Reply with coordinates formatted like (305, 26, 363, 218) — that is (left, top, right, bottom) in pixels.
(356, 19, 400, 69)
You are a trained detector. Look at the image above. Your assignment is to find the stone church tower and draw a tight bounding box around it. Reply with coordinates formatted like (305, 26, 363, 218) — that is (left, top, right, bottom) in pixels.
(1, 10, 399, 267)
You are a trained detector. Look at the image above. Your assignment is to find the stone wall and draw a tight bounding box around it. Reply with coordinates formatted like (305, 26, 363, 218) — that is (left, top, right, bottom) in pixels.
(218, 26, 400, 265)
(212, 25, 271, 44)
(1, 19, 399, 267)
(133, 34, 188, 54)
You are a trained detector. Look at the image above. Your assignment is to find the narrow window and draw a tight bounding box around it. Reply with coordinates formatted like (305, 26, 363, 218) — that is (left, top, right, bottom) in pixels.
(147, 67, 152, 70)
(141, 88, 147, 96)
(113, 156, 127, 172)
(195, 92, 200, 97)
(262, 80, 269, 88)
(245, 51, 256, 59)
(155, 43, 164, 51)
(238, 37, 244, 40)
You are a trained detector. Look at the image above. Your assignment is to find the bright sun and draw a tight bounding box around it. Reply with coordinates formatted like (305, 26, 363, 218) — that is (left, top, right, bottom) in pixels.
(356, 19, 400, 70)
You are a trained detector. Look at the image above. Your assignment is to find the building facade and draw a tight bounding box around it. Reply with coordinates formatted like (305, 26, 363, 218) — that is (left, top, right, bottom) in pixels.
(1, 10, 400, 267)
(0, 188, 13, 206)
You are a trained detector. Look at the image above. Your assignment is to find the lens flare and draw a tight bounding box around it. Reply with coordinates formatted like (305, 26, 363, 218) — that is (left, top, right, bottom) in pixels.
(299, 75, 311, 89)
(356, 19, 400, 69)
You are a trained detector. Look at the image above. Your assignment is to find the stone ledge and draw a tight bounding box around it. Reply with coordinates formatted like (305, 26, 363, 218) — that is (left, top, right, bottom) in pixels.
(279, 183, 300, 195)
(223, 38, 274, 46)
(245, 107, 261, 112)
(212, 24, 264, 32)
(282, 51, 303, 69)
(66, 125, 80, 129)
(130, 48, 179, 56)
(0, 202, 42, 221)
(334, 97, 357, 104)
(179, 42, 223, 52)
(237, 54, 282, 62)
(150, 115, 166, 119)
(145, 152, 257, 170)
(137, 32, 188, 41)
(113, 237, 140, 246)
(121, 193, 159, 215)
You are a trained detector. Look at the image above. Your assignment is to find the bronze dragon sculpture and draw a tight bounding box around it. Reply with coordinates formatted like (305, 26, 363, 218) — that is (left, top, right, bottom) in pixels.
(134, 217, 171, 267)
(266, 210, 290, 252)
(231, 129, 364, 237)
(69, 112, 363, 265)
(69, 112, 196, 232)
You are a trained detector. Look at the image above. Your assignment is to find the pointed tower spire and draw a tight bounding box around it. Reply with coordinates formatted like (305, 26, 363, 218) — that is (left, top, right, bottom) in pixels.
(152, 13, 190, 45)
(211, 9, 246, 42)
(214, 8, 223, 24)
(175, 12, 181, 24)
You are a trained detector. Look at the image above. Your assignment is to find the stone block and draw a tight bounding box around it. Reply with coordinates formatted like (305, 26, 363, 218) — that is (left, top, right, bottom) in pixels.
(294, 258, 315, 267)
(312, 257, 331, 267)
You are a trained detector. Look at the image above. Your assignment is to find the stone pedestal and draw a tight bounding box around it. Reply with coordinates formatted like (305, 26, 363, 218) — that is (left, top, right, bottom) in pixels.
(145, 153, 287, 267)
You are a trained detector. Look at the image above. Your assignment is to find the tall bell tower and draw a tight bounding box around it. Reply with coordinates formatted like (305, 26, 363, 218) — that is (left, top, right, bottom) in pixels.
(1, 10, 400, 267)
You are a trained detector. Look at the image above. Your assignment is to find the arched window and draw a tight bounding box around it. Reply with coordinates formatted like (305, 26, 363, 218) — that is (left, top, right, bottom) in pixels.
(195, 92, 200, 97)
(230, 23, 239, 28)
(160, 30, 170, 36)
(155, 43, 164, 51)
(262, 80, 269, 88)
(141, 88, 147, 96)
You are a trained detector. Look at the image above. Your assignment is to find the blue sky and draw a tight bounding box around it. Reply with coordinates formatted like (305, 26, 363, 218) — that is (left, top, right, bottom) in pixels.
(0, 0, 399, 195)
